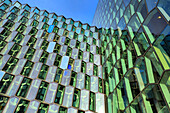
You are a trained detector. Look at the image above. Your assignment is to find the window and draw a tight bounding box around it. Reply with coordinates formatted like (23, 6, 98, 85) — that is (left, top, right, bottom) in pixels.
(16, 77, 32, 97)
(2, 57, 18, 73)
(42, 16, 49, 23)
(0, 28, 11, 40)
(31, 20, 39, 27)
(24, 47, 35, 60)
(27, 36, 36, 47)
(23, 5, 30, 11)
(21, 10, 30, 17)
(0, 3, 8, 10)
(0, 73, 14, 93)
(17, 24, 26, 33)
(7, 13, 17, 21)
(10, 7, 19, 13)
(29, 27, 38, 36)
(32, 13, 39, 20)
(0, 9, 5, 18)
(20, 61, 34, 77)
(3, 20, 14, 29)
(13, 33, 24, 44)
(19, 16, 28, 24)
(8, 43, 21, 56)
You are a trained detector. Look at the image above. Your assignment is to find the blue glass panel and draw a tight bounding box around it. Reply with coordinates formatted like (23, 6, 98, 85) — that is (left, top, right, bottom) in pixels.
(118, 17, 126, 30)
(123, 0, 130, 7)
(68, 65, 72, 70)
(158, 0, 170, 17)
(48, 25, 55, 33)
(0, 71, 5, 80)
(146, 0, 158, 12)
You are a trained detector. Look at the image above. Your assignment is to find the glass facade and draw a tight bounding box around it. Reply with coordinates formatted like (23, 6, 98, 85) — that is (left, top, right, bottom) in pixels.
(93, 0, 170, 113)
(0, 0, 169, 113)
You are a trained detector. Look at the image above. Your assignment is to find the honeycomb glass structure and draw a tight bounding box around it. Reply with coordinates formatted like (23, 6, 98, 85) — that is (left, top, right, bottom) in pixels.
(0, 0, 169, 113)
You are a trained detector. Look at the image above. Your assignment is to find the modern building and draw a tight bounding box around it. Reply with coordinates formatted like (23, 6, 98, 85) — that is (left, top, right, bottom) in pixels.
(0, 0, 169, 113)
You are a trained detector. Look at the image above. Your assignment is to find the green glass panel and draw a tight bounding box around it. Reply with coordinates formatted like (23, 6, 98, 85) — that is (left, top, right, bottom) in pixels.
(83, 35, 87, 42)
(2, 57, 18, 73)
(59, 106, 67, 113)
(54, 67, 63, 83)
(0, 73, 14, 93)
(13, 33, 24, 44)
(86, 44, 90, 52)
(0, 40, 7, 52)
(76, 41, 80, 49)
(94, 64, 98, 76)
(27, 36, 36, 47)
(24, 47, 35, 60)
(53, 27, 59, 33)
(89, 92, 95, 111)
(16, 77, 32, 97)
(29, 27, 38, 36)
(90, 53, 93, 63)
(78, 50, 83, 59)
(85, 75, 90, 90)
(39, 51, 49, 64)
(63, 30, 68, 36)
(54, 55, 62, 66)
(53, 20, 58, 26)
(38, 103, 49, 113)
(38, 64, 49, 80)
(17, 24, 26, 33)
(73, 33, 78, 39)
(14, 99, 29, 113)
(64, 37, 70, 45)
(41, 31, 48, 39)
(104, 80, 109, 96)
(72, 88, 80, 108)
(21, 60, 33, 77)
(81, 61, 86, 73)
(8, 13, 17, 21)
(93, 38, 96, 45)
(0, 28, 11, 40)
(81, 29, 84, 34)
(0, 95, 9, 112)
(70, 71, 77, 87)
(8, 43, 21, 56)
(3, 20, 14, 29)
(19, 16, 28, 24)
(66, 47, 72, 57)
(36, 81, 49, 101)
(31, 20, 39, 27)
(78, 110, 85, 113)
(32, 13, 39, 20)
(42, 23, 49, 30)
(54, 43, 61, 53)
(99, 78, 103, 93)
(40, 40, 49, 50)
(90, 31, 93, 37)
(54, 84, 65, 105)
(62, 22, 67, 28)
